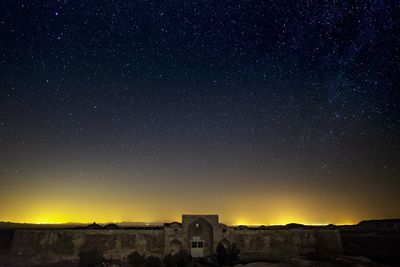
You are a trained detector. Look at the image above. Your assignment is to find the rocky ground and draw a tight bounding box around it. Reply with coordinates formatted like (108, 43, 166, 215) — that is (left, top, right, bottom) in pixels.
(229, 255, 379, 267)
(0, 254, 394, 267)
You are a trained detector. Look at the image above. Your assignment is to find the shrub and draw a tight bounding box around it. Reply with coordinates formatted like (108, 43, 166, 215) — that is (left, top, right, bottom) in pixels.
(226, 243, 240, 264)
(175, 250, 192, 267)
(128, 251, 146, 266)
(163, 250, 192, 267)
(163, 254, 176, 267)
(145, 256, 162, 267)
(216, 243, 227, 265)
(79, 248, 105, 267)
(215, 242, 240, 266)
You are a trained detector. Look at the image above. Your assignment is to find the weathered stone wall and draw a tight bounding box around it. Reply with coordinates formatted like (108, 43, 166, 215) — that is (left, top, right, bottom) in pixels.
(7, 216, 343, 265)
(10, 229, 164, 265)
(164, 223, 184, 255)
(231, 229, 342, 261)
(182, 215, 219, 252)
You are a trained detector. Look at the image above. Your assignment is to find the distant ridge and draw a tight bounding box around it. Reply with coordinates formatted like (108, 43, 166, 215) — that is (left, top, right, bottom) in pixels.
(355, 219, 400, 232)
(2, 219, 400, 230)
(358, 219, 400, 224)
(0, 221, 162, 229)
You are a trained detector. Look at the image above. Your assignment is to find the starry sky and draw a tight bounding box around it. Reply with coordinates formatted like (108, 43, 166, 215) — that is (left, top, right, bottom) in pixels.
(0, 0, 399, 225)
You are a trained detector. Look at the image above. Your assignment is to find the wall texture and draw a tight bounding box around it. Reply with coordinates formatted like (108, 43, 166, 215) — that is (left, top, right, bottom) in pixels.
(10, 229, 164, 265)
(231, 229, 342, 261)
(7, 215, 343, 265)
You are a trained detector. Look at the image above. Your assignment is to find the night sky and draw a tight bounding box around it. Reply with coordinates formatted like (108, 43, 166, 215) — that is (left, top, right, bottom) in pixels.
(1, 0, 399, 225)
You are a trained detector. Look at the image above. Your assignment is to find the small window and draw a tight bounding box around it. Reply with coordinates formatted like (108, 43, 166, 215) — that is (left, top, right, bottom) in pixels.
(191, 242, 197, 248)
(222, 229, 227, 233)
(174, 229, 178, 232)
(198, 242, 204, 248)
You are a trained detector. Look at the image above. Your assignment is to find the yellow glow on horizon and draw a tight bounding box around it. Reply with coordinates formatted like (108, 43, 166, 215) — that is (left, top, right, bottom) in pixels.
(9, 219, 359, 226)
(0, 198, 362, 226)
(10, 213, 358, 226)
(232, 218, 357, 226)
(0, 170, 395, 226)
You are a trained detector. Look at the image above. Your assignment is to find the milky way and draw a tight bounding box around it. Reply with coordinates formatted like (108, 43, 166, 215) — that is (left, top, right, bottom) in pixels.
(0, 1, 399, 224)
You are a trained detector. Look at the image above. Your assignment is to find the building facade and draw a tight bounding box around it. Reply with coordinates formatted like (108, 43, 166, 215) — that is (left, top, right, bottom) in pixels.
(164, 215, 225, 257)
(9, 214, 343, 265)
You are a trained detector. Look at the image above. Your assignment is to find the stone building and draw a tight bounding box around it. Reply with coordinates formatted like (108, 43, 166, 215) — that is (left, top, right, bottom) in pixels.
(163, 214, 342, 259)
(164, 215, 223, 257)
(8, 214, 343, 265)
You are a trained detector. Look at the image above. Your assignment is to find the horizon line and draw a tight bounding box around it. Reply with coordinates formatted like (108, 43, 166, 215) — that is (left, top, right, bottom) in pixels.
(0, 220, 367, 226)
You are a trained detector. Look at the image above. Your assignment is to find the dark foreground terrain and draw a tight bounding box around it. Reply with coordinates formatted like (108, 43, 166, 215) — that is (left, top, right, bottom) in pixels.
(340, 219, 400, 266)
(1, 219, 400, 267)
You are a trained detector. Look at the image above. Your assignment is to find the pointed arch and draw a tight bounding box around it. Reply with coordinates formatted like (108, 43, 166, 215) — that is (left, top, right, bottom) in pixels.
(188, 217, 214, 257)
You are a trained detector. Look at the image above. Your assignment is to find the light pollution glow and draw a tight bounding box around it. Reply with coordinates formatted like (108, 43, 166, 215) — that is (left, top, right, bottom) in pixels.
(1, 165, 399, 226)
(1, 0, 400, 230)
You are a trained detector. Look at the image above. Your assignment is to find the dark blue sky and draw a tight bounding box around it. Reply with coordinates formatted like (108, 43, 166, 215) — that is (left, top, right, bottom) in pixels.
(0, 0, 399, 224)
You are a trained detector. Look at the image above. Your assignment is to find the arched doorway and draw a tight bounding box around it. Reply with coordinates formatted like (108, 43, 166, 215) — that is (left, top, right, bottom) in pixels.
(169, 239, 182, 255)
(187, 218, 213, 257)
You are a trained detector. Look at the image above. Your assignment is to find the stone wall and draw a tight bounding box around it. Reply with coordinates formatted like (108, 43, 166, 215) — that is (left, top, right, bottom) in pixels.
(6, 216, 343, 265)
(164, 222, 184, 255)
(231, 229, 342, 261)
(10, 229, 164, 265)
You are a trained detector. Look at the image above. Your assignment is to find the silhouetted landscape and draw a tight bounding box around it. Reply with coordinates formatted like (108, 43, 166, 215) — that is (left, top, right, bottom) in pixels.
(1, 218, 400, 267)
